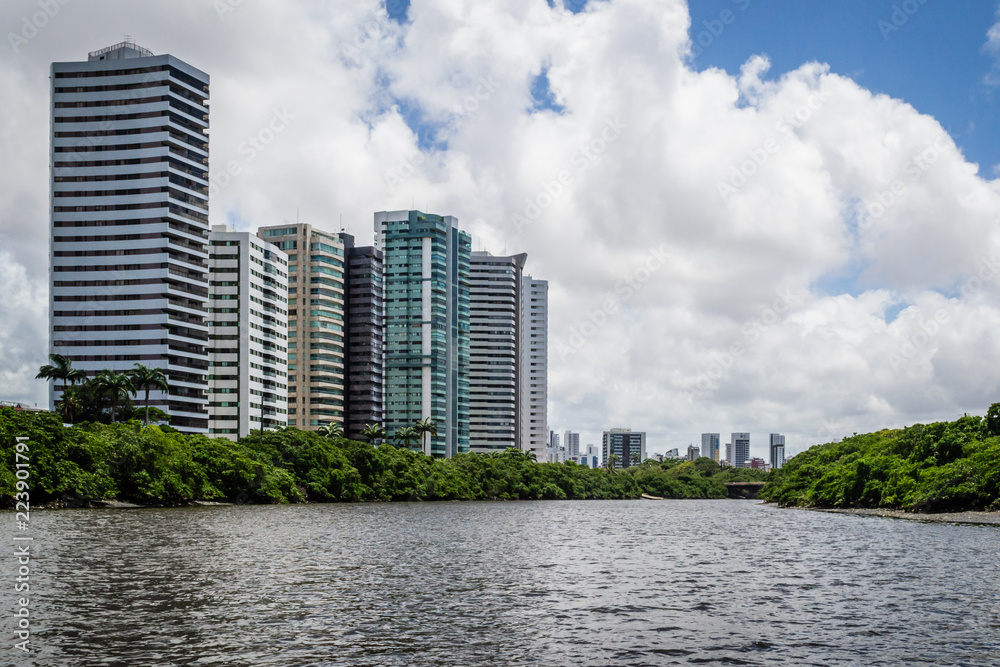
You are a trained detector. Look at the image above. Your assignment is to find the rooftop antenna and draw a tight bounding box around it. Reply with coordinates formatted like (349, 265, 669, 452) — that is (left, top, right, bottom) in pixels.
(296, 207, 300, 223)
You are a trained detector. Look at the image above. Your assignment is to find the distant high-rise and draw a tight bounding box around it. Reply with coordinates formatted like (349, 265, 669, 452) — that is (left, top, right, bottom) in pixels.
(769, 433, 786, 469)
(341, 236, 384, 440)
(520, 277, 548, 462)
(257, 224, 347, 429)
(469, 251, 526, 454)
(49, 40, 211, 432)
(731, 432, 750, 468)
(603, 428, 646, 468)
(701, 433, 720, 462)
(376, 210, 471, 457)
(687, 444, 700, 461)
(563, 431, 580, 458)
(207, 227, 288, 438)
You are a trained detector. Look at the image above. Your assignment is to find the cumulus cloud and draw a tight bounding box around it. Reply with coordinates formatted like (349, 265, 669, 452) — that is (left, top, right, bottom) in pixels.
(0, 0, 998, 458)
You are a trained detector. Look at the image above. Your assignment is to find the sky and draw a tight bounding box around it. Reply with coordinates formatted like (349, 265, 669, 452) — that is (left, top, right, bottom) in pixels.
(1, 0, 999, 461)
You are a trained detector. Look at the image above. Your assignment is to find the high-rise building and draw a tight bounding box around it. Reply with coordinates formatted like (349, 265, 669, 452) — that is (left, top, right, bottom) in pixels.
(469, 251, 526, 454)
(701, 433, 720, 462)
(547, 430, 560, 463)
(257, 224, 347, 429)
(769, 433, 786, 469)
(563, 431, 580, 458)
(520, 277, 548, 462)
(732, 432, 750, 468)
(207, 226, 288, 438)
(341, 235, 384, 440)
(50, 40, 211, 432)
(602, 428, 646, 468)
(376, 210, 471, 457)
(687, 444, 700, 461)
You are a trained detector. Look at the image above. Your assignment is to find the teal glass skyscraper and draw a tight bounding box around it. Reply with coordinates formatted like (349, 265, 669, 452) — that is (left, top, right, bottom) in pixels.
(375, 211, 471, 458)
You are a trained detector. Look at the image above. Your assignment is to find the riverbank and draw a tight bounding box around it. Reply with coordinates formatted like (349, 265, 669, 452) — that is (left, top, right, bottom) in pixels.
(761, 408, 1000, 513)
(775, 504, 1000, 526)
(1, 409, 767, 506)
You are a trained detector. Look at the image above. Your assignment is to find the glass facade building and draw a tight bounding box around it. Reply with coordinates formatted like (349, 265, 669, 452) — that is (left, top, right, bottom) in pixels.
(376, 210, 471, 458)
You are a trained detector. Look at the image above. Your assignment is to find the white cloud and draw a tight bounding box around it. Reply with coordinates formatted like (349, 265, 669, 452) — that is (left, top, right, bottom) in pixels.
(985, 9, 1000, 85)
(1, 0, 999, 459)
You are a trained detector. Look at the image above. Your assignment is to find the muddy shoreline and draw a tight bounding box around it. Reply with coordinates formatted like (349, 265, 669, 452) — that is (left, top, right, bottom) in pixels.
(773, 504, 1000, 526)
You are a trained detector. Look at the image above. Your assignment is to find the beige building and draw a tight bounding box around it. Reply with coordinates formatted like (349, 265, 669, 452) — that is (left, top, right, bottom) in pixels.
(257, 224, 347, 429)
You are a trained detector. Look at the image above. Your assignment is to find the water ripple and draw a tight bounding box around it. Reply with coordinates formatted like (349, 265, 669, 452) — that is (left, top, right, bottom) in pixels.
(2, 500, 998, 666)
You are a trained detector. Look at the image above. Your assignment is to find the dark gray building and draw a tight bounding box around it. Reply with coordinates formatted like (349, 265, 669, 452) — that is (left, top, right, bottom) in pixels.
(602, 429, 646, 468)
(340, 234, 384, 440)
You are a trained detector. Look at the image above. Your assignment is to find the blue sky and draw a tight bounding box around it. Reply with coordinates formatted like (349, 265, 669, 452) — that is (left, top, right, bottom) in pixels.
(687, 0, 1000, 176)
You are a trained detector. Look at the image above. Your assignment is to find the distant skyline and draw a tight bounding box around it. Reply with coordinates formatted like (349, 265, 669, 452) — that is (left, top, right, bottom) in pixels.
(2, 0, 999, 459)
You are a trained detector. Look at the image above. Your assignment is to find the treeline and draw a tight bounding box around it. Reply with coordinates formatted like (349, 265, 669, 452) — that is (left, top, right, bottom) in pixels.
(0, 409, 763, 506)
(761, 406, 1000, 512)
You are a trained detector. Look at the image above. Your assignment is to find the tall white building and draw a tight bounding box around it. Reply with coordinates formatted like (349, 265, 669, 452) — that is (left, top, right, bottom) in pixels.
(50, 40, 211, 432)
(207, 227, 289, 438)
(769, 433, 786, 469)
(521, 277, 548, 462)
(563, 431, 580, 457)
(731, 432, 750, 468)
(469, 251, 526, 454)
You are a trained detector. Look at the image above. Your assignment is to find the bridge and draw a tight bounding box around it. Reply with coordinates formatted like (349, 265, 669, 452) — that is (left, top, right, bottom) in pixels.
(724, 482, 766, 499)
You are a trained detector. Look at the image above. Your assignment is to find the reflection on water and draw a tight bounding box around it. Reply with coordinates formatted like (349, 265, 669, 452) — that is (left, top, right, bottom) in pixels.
(5, 501, 1000, 666)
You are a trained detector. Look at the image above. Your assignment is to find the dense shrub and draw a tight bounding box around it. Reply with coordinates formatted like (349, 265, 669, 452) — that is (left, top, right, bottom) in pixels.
(761, 407, 1000, 512)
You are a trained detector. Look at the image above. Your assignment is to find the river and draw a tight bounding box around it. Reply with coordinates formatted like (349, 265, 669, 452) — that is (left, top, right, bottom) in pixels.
(4, 500, 999, 666)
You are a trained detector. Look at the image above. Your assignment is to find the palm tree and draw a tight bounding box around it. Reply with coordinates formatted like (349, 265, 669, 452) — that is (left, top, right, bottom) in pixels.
(128, 363, 169, 426)
(414, 417, 438, 456)
(394, 426, 419, 450)
(604, 453, 621, 474)
(36, 353, 87, 392)
(54, 386, 83, 424)
(317, 422, 344, 439)
(91, 370, 135, 423)
(630, 451, 640, 467)
(361, 423, 387, 446)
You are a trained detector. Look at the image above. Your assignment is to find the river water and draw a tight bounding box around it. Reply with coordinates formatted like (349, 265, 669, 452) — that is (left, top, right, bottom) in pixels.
(4, 500, 999, 666)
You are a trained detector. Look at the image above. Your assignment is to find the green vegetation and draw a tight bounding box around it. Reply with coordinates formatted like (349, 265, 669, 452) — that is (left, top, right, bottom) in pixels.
(36, 355, 171, 427)
(762, 406, 1000, 513)
(1, 409, 754, 507)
